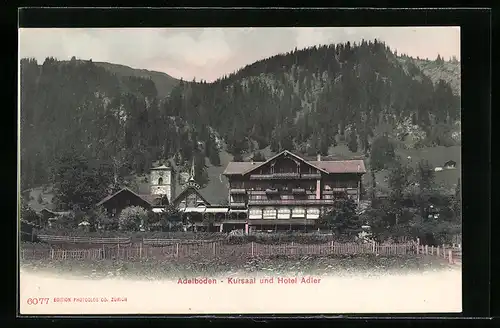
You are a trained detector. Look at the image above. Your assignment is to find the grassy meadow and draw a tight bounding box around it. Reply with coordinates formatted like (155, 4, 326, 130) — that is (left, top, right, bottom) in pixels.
(20, 253, 458, 281)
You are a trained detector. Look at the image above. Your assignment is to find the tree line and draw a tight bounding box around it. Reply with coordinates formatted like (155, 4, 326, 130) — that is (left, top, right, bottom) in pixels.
(320, 155, 461, 245)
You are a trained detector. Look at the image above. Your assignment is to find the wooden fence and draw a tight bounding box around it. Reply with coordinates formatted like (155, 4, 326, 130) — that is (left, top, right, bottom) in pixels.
(142, 238, 222, 246)
(22, 235, 462, 264)
(37, 234, 132, 245)
(416, 243, 462, 264)
(20, 241, 420, 261)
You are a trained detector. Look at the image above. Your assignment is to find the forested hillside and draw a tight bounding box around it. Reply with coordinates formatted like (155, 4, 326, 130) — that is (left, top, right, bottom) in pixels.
(20, 57, 212, 195)
(397, 55, 460, 96)
(169, 40, 460, 159)
(20, 39, 461, 208)
(92, 61, 179, 98)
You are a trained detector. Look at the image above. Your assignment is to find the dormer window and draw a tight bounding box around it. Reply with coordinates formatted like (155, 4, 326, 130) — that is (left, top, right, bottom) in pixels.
(158, 177, 163, 185)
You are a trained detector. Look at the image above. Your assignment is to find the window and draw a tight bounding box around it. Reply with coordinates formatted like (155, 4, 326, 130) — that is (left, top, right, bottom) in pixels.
(292, 207, 305, 217)
(158, 177, 163, 185)
(263, 208, 276, 218)
(249, 208, 262, 215)
(187, 195, 196, 207)
(231, 182, 243, 189)
(293, 207, 305, 214)
(308, 208, 320, 215)
(232, 196, 245, 203)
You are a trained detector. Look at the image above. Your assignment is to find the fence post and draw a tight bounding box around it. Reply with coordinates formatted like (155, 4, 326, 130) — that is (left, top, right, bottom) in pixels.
(212, 242, 216, 256)
(431, 245, 434, 255)
(372, 240, 375, 253)
(437, 246, 440, 257)
(51, 248, 54, 260)
(117, 243, 120, 259)
(425, 245, 428, 255)
(139, 243, 142, 259)
(251, 242, 254, 257)
(448, 250, 453, 264)
(176, 243, 179, 258)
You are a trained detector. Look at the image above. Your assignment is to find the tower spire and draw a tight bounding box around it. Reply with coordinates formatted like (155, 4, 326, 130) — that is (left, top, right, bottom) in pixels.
(184, 156, 201, 190)
(189, 156, 196, 181)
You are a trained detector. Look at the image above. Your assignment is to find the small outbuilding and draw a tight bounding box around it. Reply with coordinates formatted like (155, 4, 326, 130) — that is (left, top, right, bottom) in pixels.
(444, 160, 457, 169)
(96, 187, 153, 218)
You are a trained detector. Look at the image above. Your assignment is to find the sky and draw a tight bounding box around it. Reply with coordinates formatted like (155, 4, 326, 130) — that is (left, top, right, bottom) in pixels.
(19, 27, 460, 82)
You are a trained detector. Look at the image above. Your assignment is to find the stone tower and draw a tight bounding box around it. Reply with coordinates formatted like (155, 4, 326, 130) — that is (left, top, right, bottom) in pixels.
(150, 162, 175, 204)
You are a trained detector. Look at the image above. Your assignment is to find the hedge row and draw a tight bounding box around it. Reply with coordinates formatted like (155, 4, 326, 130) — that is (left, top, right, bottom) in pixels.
(35, 229, 226, 240)
(29, 229, 362, 245)
(225, 233, 341, 245)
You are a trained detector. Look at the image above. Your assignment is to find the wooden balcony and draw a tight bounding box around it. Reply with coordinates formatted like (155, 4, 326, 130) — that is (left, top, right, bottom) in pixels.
(292, 188, 306, 194)
(249, 172, 323, 180)
(265, 188, 280, 194)
(300, 173, 322, 179)
(229, 188, 247, 194)
(249, 189, 316, 195)
(248, 199, 335, 206)
(230, 202, 247, 208)
(250, 173, 300, 180)
(248, 190, 267, 195)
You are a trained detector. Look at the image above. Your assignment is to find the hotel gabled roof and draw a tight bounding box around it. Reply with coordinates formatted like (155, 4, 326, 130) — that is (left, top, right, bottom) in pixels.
(223, 150, 366, 175)
(309, 160, 366, 174)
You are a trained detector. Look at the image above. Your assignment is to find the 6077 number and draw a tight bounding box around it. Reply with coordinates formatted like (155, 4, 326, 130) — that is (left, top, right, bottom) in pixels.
(26, 298, 49, 305)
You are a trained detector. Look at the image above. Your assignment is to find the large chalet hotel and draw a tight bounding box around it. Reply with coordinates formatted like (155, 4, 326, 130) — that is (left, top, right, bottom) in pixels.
(223, 150, 366, 233)
(92, 150, 366, 233)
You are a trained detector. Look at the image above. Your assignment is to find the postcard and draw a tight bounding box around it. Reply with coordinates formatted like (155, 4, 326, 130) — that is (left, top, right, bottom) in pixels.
(18, 26, 462, 315)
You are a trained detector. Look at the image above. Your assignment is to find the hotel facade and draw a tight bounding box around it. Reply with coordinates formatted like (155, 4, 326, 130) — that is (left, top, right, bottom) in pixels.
(222, 150, 366, 233)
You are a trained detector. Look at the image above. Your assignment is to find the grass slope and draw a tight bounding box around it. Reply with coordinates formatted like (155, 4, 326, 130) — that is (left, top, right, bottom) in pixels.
(398, 57, 461, 96)
(20, 254, 457, 280)
(93, 62, 179, 98)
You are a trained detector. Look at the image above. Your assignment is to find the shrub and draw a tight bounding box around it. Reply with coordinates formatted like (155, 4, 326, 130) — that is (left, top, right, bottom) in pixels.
(224, 233, 335, 245)
(319, 199, 363, 237)
(145, 211, 160, 228)
(53, 213, 78, 230)
(91, 206, 116, 231)
(118, 206, 148, 231)
(21, 202, 39, 225)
